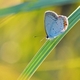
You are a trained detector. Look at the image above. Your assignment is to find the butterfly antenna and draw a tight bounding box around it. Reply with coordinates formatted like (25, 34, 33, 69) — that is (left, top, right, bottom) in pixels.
(40, 37, 46, 42)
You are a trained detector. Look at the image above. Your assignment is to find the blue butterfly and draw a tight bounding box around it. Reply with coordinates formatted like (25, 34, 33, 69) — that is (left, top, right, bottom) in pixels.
(44, 11, 68, 39)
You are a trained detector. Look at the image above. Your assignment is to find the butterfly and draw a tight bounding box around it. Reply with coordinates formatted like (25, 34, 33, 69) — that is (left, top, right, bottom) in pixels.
(44, 11, 68, 39)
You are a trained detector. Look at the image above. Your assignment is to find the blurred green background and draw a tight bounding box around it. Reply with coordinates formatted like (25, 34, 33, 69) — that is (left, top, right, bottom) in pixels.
(0, 0, 80, 80)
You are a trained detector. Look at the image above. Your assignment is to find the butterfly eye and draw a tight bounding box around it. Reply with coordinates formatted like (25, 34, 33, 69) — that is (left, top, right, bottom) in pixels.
(46, 35, 48, 38)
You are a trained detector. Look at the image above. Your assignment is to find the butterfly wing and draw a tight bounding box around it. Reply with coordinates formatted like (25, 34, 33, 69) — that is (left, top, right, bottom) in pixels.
(44, 11, 64, 39)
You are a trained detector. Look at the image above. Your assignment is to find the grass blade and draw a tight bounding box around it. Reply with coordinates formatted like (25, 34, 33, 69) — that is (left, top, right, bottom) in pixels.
(0, 0, 80, 17)
(18, 6, 80, 80)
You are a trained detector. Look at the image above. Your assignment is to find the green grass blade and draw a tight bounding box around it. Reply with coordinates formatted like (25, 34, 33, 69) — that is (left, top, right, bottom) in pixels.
(18, 6, 80, 80)
(0, 0, 80, 17)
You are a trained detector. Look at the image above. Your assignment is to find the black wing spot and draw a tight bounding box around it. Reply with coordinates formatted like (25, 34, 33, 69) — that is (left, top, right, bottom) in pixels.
(52, 28, 54, 30)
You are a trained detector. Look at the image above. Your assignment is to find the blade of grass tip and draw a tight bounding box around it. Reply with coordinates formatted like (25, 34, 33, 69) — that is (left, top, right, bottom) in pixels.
(18, 6, 80, 80)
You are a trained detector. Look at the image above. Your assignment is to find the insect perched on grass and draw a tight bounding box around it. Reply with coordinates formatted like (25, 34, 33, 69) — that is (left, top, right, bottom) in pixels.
(44, 11, 68, 39)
